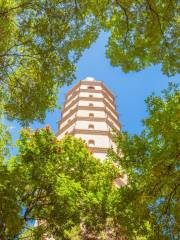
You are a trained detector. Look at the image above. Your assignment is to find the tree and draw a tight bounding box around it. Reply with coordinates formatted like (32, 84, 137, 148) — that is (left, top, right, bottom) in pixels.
(0, 0, 179, 124)
(103, 0, 179, 76)
(0, 112, 24, 238)
(0, 0, 99, 124)
(108, 83, 180, 239)
(0, 127, 119, 239)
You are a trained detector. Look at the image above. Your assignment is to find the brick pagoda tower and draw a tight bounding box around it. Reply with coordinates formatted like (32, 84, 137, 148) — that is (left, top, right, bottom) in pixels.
(57, 77, 121, 160)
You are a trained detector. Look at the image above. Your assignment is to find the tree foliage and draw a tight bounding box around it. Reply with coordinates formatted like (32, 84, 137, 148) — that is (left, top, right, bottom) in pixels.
(0, 0, 99, 124)
(103, 0, 179, 76)
(108, 83, 180, 239)
(0, 0, 179, 124)
(0, 127, 120, 239)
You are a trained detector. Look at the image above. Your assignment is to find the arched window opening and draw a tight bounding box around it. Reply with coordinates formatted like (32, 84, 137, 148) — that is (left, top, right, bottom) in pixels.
(89, 113, 94, 118)
(89, 103, 94, 107)
(88, 140, 95, 147)
(88, 86, 95, 90)
(72, 91, 77, 96)
(88, 124, 94, 130)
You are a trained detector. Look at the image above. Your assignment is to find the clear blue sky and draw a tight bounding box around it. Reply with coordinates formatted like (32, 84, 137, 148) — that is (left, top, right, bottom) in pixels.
(9, 33, 179, 141)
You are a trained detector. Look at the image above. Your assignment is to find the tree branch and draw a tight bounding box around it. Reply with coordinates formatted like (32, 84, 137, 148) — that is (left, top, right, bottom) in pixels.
(0, 2, 31, 15)
(146, 0, 164, 36)
(116, 0, 130, 45)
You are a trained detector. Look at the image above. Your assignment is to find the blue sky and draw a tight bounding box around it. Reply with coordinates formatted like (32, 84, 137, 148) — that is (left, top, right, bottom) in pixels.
(9, 33, 179, 141)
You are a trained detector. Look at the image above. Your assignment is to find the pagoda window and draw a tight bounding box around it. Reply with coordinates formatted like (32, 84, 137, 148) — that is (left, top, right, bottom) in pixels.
(89, 113, 94, 118)
(88, 124, 94, 130)
(88, 140, 95, 147)
(88, 86, 95, 90)
(72, 91, 77, 96)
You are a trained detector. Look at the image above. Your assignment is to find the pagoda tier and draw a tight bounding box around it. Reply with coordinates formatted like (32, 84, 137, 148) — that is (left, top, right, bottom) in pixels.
(57, 77, 121, 160)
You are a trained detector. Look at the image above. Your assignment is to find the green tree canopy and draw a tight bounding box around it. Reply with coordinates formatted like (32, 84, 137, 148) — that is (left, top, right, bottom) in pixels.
(0, 0, 179, 124)
(108, 83, 180, 239)
(103, 0, 179, 76)
(0, 127, 120, 239)
(0, 0, 99, 124)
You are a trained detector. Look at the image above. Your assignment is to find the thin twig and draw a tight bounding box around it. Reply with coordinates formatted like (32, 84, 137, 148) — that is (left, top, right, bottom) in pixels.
(0, 2, 31, 15)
